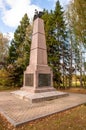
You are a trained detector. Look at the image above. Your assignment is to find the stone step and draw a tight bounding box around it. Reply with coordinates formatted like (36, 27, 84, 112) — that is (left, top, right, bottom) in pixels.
(11, 90, 69, 103)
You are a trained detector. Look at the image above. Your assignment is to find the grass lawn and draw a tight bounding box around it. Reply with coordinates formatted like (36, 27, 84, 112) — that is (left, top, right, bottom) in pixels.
(0, 86, 19, 92)
(0, 88, 86, 130)
(60, 87, 86, 94)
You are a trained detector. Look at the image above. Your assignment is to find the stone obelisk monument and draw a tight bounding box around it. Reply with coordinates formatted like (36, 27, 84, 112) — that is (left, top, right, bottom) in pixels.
(12, 12, 68, 102)
(22, 13, 55, 93)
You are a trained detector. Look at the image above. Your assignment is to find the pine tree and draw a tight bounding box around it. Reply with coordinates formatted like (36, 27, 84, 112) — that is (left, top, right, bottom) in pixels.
(42, 9, 59, 86)
(53, 1, 68, 87)
(42, 1, 68, 88)
(7, 13, 32, 87)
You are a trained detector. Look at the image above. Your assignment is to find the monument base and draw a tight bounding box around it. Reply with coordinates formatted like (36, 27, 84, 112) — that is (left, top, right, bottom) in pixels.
(11, 18, 69, 103)
(21, 86, 56, 93)
(23, 64, 54, 93)
(11, 90, 69, 103)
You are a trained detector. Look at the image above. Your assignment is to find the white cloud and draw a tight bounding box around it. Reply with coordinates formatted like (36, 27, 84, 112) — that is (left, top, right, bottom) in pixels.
(0, 0, 71, 29)
(0, 0, 3, 7)
(3, 32, 14, 41)
(0, 0, 5, 11)
(48, 0, 71, 8)
(0, 0, 42, 28)
(59, 0, 71, 7)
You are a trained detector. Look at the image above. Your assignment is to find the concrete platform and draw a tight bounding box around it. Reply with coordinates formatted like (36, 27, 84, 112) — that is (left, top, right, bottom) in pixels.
(0, 91, 86, 127)
(11, 90, 69, 103)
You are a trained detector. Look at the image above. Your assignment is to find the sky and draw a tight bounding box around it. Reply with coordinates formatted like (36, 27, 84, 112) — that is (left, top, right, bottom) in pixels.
(0, 0, 71, 39)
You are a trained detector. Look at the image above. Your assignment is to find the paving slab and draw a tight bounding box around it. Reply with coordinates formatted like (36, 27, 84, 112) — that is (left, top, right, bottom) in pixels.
(0, 91, 86, 127)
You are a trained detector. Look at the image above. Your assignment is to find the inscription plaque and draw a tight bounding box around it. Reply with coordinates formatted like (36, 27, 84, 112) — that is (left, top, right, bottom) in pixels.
(25, 74, 33, 86)
(38, 74, 51, 87)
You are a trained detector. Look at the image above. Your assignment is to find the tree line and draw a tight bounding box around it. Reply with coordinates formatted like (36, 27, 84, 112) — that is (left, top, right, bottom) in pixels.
(0, 0, 86, 88)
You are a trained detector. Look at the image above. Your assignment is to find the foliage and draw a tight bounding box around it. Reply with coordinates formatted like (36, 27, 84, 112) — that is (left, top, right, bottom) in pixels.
(7, 13, 32, 87)
(73, 0, 86, 45)
(1, 0, 86, 88)
(0, 33, 9, 68)
(65, 0, 86, 88)
(42, 1, 68, 88)
(66, 0, 86, 45)
(0, 69, 9, 87)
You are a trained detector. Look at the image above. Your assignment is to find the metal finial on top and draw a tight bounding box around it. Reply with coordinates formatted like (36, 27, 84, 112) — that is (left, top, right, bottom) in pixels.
(33, 9, 43, 21)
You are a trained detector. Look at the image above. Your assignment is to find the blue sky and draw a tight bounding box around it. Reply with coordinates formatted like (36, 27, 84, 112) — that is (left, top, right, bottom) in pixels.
(0, 0, 71, 38)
